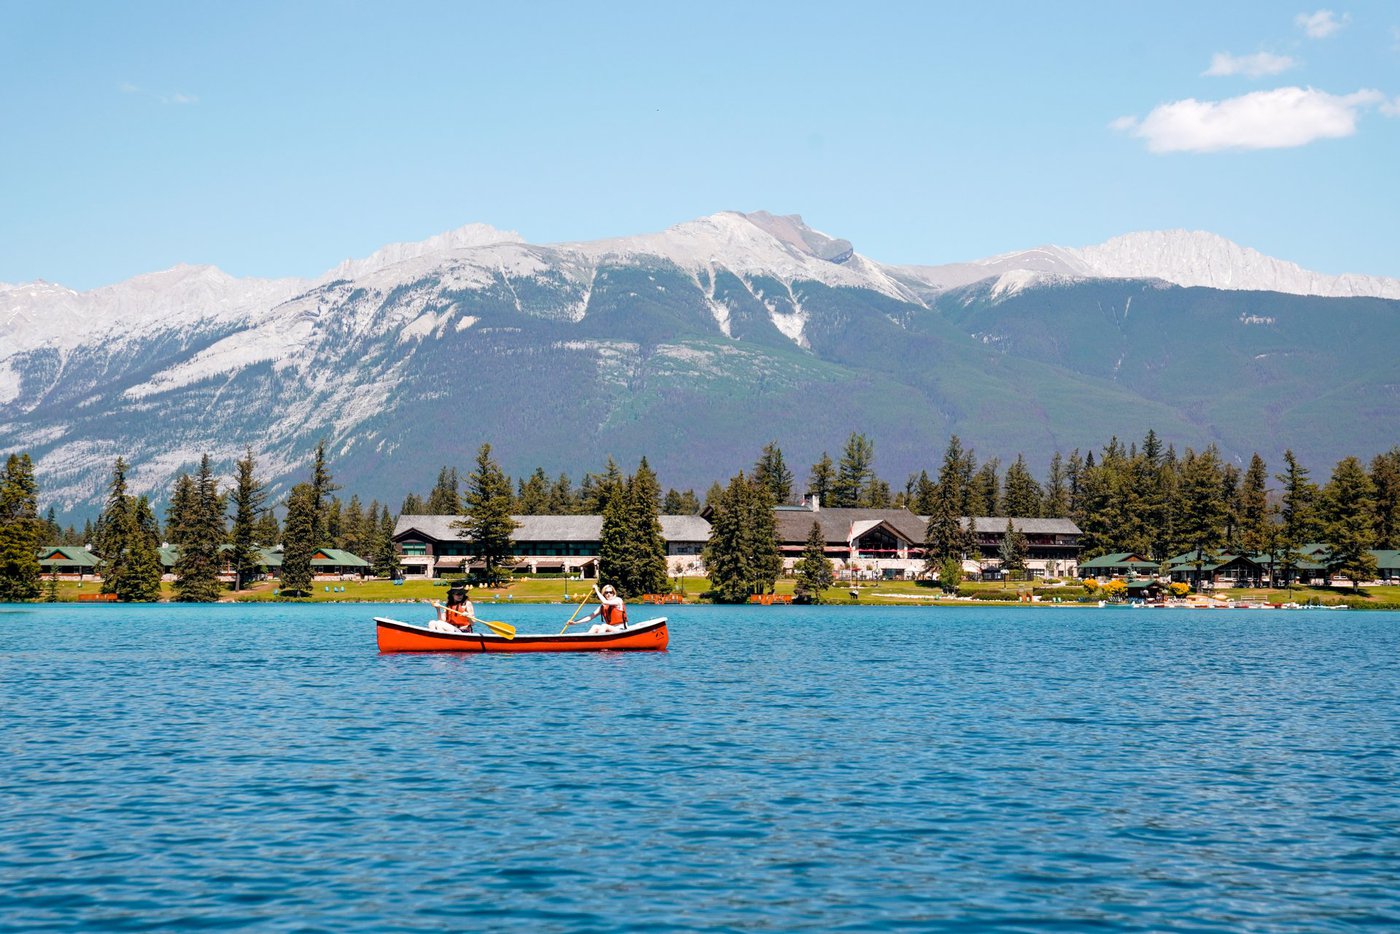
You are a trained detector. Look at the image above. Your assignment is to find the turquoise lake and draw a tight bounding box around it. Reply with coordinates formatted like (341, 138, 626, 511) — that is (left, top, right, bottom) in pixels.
(2, 603, 1398, 931)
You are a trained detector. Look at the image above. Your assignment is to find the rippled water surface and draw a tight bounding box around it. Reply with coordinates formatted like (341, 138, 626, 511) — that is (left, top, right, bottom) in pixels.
(3, 603, 1398, 931)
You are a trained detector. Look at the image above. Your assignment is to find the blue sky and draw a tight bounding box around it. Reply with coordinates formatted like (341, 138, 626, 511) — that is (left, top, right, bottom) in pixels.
(2, 1, 1397, 290)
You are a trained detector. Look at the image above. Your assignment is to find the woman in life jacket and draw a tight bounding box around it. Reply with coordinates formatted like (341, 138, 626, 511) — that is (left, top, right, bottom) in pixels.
(434, 587, 478, 633)
(578, 584, 627, 634)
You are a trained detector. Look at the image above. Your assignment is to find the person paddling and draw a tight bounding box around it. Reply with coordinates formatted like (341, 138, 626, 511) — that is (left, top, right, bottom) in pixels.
(574, 584, 628, 634)
(433, 587, 479, 633)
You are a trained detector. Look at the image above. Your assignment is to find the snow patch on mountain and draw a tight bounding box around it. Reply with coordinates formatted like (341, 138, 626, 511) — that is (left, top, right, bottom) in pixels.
(0, 361, 19, 405)
(1073, 231, 1400, 299)
(1, 265, 306, 362)
(895, 230, 1400, 300)
(564, 212, 916, 302)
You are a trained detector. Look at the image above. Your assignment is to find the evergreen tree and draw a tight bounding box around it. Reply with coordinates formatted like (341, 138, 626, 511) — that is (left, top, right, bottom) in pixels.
(547, 473, 576, 515)
(1370, 447, 1400, 549)
(455, 443, 517, 585)
(310, 441, 337, 543)
(999, 519, 1028, 573)
(1276, 450, 1320, 587)
(0, 453, 43, 601)
(703, 481, 725, 510)
(166, 473, 197, 547)
(702, 472, 781, 602)
(922, 488, 964, 576)
(43, 506, 61, 544)
(630, 461, 671, 595)
(807, 453, 834, 506)
(1074, 453, 1115, 558)
(1043, 452, 1069, 518)
(1142, 428, 1164, 467)
(938, 557, 963, 593)
(253, 507, 280, 546)
(325, 498, 344, 548)
(44, 570, 59, 602)
(864, 477, 892, 508)
(831, 433, 874, 508)
(399, 492, 426, 516)
(1238, 453, 1271, 554)
(793, 521, 834, 602)
(1002, 454, 1042, 518)
(936, 436, 975, 516)
(753, 442, 794, 505)
(172, 454, 226, 602)
(96, 458, 161, 601)
(516, 467, 550, 514)
(1065, 449, 1085, 518)
(581, 459, 624, 514)
(342, 494, 366, 557)
(1177, 447, 1228, 590)
(662, 489, 686, 514)
(229, 449, 268, 591)
(370, 503, 400, 578)
(598, 460, 669, 598)
(911, 470, 938, 516)
(124, 496, 163, 601)
(967, 460, 1001, 517)
(1321, 456, 1378, 588)
(280, 483, 318, 596)
(426, 466, 462, 514)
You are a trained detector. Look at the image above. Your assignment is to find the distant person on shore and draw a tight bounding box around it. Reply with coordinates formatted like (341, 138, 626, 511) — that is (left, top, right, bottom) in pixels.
(432, 588, 478, 633)
(577, 584, 628, 633)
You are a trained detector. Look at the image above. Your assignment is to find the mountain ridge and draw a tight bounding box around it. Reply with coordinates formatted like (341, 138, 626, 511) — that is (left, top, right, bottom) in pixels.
(3, 211, 1398, 518)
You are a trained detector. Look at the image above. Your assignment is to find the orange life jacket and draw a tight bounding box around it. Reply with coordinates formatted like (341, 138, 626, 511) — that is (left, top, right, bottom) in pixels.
(445, 605, 472, 627)
(602, 600, 628, 627)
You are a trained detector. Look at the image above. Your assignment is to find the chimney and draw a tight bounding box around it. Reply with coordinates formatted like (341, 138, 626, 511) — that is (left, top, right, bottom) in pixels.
(805, 492, 821, 512)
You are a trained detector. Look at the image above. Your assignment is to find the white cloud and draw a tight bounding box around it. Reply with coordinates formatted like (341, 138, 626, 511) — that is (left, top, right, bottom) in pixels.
(119, 82, 140, 94)
(1203, 51, 1298, 77)
(1113, 86, 1385, 153)
(1382, 96, 1400, 117)
(162, 92, 199, 105)
(1296, 10, 1349, 38)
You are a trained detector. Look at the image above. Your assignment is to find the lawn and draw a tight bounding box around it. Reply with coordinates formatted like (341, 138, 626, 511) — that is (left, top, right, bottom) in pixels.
(56, 575, 1387, 608)
(1217, 583, 1400, 606)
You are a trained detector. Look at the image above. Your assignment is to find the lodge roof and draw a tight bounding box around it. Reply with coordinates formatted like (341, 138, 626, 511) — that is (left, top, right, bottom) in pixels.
(1165, 552, 1264, 573)
(1372, 550, 1400, 570)
(1078, 552, 1156, 569)
(773, 507, 926, 545)
(959, 517, 1083, 536)
(36, 545, 101, 567)
(312, 548, 370, 568)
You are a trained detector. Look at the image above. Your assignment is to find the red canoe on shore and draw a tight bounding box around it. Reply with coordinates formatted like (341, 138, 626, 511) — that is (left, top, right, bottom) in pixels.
(375, 616, 669, 653)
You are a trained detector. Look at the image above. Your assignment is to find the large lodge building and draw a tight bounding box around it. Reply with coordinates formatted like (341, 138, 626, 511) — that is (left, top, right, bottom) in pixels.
(393, 501, 1085, 580)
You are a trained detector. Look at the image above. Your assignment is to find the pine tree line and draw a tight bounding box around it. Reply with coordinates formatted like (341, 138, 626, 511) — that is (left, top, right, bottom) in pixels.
(5, 430, 1398, 599)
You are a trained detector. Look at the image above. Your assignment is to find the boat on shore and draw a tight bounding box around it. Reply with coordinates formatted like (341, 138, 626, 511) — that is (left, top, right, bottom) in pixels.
(375, 615, 669, 653)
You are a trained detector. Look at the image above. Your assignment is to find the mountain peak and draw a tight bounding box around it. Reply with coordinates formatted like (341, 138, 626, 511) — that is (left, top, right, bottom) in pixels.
(1074, 230, 1400, 299)
(739, 211, 854, 264)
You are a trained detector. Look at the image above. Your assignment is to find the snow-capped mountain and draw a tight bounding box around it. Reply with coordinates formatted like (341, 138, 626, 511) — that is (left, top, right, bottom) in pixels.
(894, 229, 1400, 300)
(3, 211, 1399, 518)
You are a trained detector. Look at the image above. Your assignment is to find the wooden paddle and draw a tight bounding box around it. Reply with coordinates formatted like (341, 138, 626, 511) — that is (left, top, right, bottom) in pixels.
(560, 585, 602, 633)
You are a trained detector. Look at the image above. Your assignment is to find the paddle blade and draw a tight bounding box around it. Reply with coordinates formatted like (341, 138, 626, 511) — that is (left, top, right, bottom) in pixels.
(480, 619, 516, 639)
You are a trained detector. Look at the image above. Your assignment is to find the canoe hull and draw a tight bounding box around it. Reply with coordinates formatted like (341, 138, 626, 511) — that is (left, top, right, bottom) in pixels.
(375, 615, 668, 653)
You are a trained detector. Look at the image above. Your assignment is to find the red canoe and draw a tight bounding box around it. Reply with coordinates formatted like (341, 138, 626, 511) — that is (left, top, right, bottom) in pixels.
(375, 615, 669, 653)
